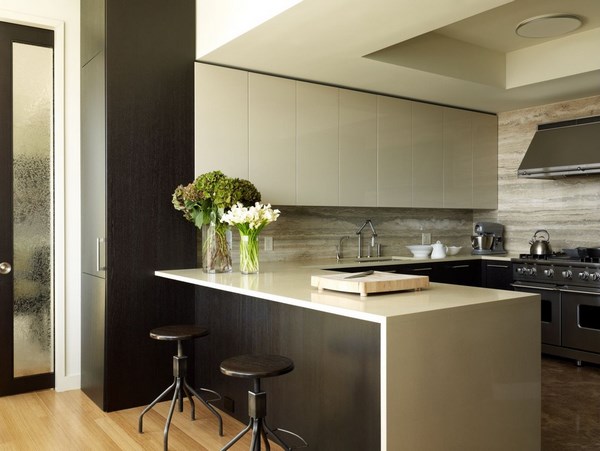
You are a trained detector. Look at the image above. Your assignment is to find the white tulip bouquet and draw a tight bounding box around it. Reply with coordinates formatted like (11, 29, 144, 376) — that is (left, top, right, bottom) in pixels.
(221, 202, 280, 273)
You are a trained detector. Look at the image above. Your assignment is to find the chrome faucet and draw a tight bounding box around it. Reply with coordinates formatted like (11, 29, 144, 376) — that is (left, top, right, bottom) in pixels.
(356, 219, 378, 259)
(336, 235, 350, 262)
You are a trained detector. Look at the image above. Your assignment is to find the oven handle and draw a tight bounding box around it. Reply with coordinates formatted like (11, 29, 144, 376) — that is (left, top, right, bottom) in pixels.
(511, 282, 558, 292)
(558, 287, 600, 296)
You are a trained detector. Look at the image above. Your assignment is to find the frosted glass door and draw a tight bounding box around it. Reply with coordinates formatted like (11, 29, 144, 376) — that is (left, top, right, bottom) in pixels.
(0, 22, 54, 395)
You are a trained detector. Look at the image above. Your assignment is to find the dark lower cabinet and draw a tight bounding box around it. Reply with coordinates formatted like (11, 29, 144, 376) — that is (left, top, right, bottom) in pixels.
(334, 258, 511, 289)
(437, 260, 482, 287)
(482, 260, 513, 290)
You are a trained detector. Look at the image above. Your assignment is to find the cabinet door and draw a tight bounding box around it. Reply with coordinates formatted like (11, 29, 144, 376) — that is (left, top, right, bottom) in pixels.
(412, 103, 443, 207)
(438, 261, 482, 287)
(472, 113, 498, 209)
(81, 273, 105, 407)
(339, 89, 377, 206)
(195, 64, 248, 179)
(296, 82, 339, 206)
(81, 52, 106, 278)
(249, 73, 296, 204)
(483, 261, 512, 290)
(394, 263, 439, 281)
(377, 96, 412, 207)
(443, 108, 473, 208)
(81, 0, 105, 67)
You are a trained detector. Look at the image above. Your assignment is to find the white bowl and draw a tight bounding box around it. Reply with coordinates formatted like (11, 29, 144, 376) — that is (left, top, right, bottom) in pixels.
(447, 246, 462, 256)
(406, 245, 433, 258)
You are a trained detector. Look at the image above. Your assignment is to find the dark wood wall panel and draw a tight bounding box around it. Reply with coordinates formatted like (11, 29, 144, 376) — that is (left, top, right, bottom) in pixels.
(81, 0, 197, 412)
(194, 286, 381, 450)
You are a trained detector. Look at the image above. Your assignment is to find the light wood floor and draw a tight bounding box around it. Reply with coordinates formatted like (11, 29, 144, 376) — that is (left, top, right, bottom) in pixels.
(0, 389, 284, 450)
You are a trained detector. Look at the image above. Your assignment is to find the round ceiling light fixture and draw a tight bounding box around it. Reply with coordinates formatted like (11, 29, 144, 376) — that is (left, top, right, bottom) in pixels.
(516, 13, 583, 38)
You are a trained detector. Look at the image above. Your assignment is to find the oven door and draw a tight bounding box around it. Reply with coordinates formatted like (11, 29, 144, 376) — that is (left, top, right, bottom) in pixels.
(513, 282, 560, 346)
(560, 287, 600, 354)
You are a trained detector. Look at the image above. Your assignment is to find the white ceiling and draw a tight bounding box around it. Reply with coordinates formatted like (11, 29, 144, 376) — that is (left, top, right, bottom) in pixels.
(196, 0, 600, 113)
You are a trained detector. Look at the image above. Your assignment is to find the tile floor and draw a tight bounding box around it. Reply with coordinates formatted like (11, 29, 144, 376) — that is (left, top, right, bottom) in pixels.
(542, 355, 600, 450)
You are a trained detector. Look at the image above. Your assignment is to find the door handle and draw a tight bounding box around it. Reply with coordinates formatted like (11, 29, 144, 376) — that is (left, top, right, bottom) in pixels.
(96, 238, 106, 271)
(0, 262, 12, 275)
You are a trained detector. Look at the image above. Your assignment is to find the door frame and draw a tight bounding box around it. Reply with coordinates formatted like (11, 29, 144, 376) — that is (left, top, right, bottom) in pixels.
(0, 10, 68, 391)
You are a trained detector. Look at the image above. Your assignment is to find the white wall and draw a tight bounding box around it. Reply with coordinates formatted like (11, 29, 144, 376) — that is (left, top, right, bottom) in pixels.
(0, 1, 81, 391)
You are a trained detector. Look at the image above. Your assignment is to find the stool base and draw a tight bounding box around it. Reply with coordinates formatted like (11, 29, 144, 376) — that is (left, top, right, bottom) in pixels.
(221, 390, 292, 451)
(221, 385, 306, 451)
(138, 354, 223, 451)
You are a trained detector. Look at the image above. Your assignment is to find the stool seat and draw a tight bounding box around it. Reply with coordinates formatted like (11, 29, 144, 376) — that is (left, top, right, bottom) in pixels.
(150, 324, 209, 341)
(220, 354, 294, 379)
(219, 354, 305, 451)
(139, 324, 222, 451)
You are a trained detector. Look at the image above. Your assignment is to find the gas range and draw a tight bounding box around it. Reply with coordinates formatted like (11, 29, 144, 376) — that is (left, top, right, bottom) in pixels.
(512, 253, 600, 290)
(512, 253, 600, 366)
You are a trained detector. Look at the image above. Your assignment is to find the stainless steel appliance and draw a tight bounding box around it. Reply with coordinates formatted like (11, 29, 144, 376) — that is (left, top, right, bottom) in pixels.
(512, 253, 600, 365)
(471, 222, 506, 255)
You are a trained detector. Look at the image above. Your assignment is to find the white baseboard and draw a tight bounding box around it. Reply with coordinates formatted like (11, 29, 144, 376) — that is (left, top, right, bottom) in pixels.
(54, 373, 81, 392)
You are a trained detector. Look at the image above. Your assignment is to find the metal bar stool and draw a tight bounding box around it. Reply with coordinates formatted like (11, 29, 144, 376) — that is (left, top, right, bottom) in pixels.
(138, 325, 223, 451)
(220, 354, 307, 451)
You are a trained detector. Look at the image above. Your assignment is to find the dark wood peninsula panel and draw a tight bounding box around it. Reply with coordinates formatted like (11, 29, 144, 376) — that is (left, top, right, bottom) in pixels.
(193, 285, 381, 450)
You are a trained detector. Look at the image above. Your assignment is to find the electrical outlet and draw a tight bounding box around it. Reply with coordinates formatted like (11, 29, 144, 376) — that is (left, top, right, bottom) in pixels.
(421, 233, 431, 245)
(264, 236, 273, 251)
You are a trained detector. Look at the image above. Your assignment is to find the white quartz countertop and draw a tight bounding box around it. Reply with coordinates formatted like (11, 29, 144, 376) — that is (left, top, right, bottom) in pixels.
(155, 257, 532, 324)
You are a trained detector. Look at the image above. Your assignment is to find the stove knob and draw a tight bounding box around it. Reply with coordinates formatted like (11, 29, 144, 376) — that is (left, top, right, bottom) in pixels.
(562, 270, 573, 279)
(543, 268, 554, 277)
(525, 267, 536, 276)
(592, 272, 600, 281)
(516, 267, 525, 275)
(579, 271, 590, 280)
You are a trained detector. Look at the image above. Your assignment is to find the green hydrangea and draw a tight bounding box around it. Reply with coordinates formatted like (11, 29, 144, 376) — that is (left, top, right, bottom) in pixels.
(172, 170, 262, 228)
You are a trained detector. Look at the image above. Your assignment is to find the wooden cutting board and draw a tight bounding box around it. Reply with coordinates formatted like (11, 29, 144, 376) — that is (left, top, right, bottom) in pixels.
(311, 271, 429, 297)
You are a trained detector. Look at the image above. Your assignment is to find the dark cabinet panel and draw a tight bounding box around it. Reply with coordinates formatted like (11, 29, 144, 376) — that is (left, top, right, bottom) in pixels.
(80, 0, 196, 412)
(483, 261, 513, 290)
(437, 260, 482, 287)
(394, 263, 440, 281)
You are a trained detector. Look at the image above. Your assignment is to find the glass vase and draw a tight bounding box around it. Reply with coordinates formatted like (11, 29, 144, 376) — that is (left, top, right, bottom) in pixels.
(239, 233, 259, 274)
(202, 221, 232, 273)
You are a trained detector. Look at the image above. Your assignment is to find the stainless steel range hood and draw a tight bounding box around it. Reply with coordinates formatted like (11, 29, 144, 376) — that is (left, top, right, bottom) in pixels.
(518, 116, 600, 179)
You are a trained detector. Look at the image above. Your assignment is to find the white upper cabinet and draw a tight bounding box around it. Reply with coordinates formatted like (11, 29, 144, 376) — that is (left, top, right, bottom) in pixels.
(472, 113, 498, 209)
(248, 73, 296, 205)
(194, 63, 498, 209)
(339, 89, 377, 206)
(377, 96, 412, 207)
(195, 64, 248, 179)
(412, 102, 444, 207)
(443, 107, 473, 208)
(296, 82, 339, 206)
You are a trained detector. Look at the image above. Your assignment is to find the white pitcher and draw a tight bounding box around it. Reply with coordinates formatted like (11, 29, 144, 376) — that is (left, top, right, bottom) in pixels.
(431, 240, 447, 259)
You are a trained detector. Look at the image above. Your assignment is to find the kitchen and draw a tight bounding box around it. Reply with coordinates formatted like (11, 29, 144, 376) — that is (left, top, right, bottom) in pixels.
(1, 0, 600, 450)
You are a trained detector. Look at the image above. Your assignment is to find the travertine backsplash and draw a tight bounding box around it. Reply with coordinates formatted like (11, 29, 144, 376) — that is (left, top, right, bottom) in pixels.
(475, 94, 600, 254)
(233, 206, 475, 263)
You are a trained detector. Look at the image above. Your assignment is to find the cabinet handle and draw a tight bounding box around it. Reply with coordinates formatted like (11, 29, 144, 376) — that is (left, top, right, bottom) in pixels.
(488, 264, 509, 268)
(96, 237, 106, 271)
(412, 267, 432, 272)
(450, 265, 470, 269)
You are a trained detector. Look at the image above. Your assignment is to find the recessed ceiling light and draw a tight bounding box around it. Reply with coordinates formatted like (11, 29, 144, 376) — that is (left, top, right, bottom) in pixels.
(516, 13, 583, 38)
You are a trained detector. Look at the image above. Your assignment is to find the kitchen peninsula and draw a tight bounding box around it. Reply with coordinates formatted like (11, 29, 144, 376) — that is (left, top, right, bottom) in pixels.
(156, 261, 540, 451)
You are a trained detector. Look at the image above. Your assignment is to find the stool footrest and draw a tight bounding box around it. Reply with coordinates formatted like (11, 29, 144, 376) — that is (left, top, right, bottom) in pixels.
(197, 386, 222, 404)
(273, 427, 309, 450)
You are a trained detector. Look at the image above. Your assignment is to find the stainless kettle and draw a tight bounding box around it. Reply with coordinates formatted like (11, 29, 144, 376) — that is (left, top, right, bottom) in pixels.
(529, 230, 552, 255)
